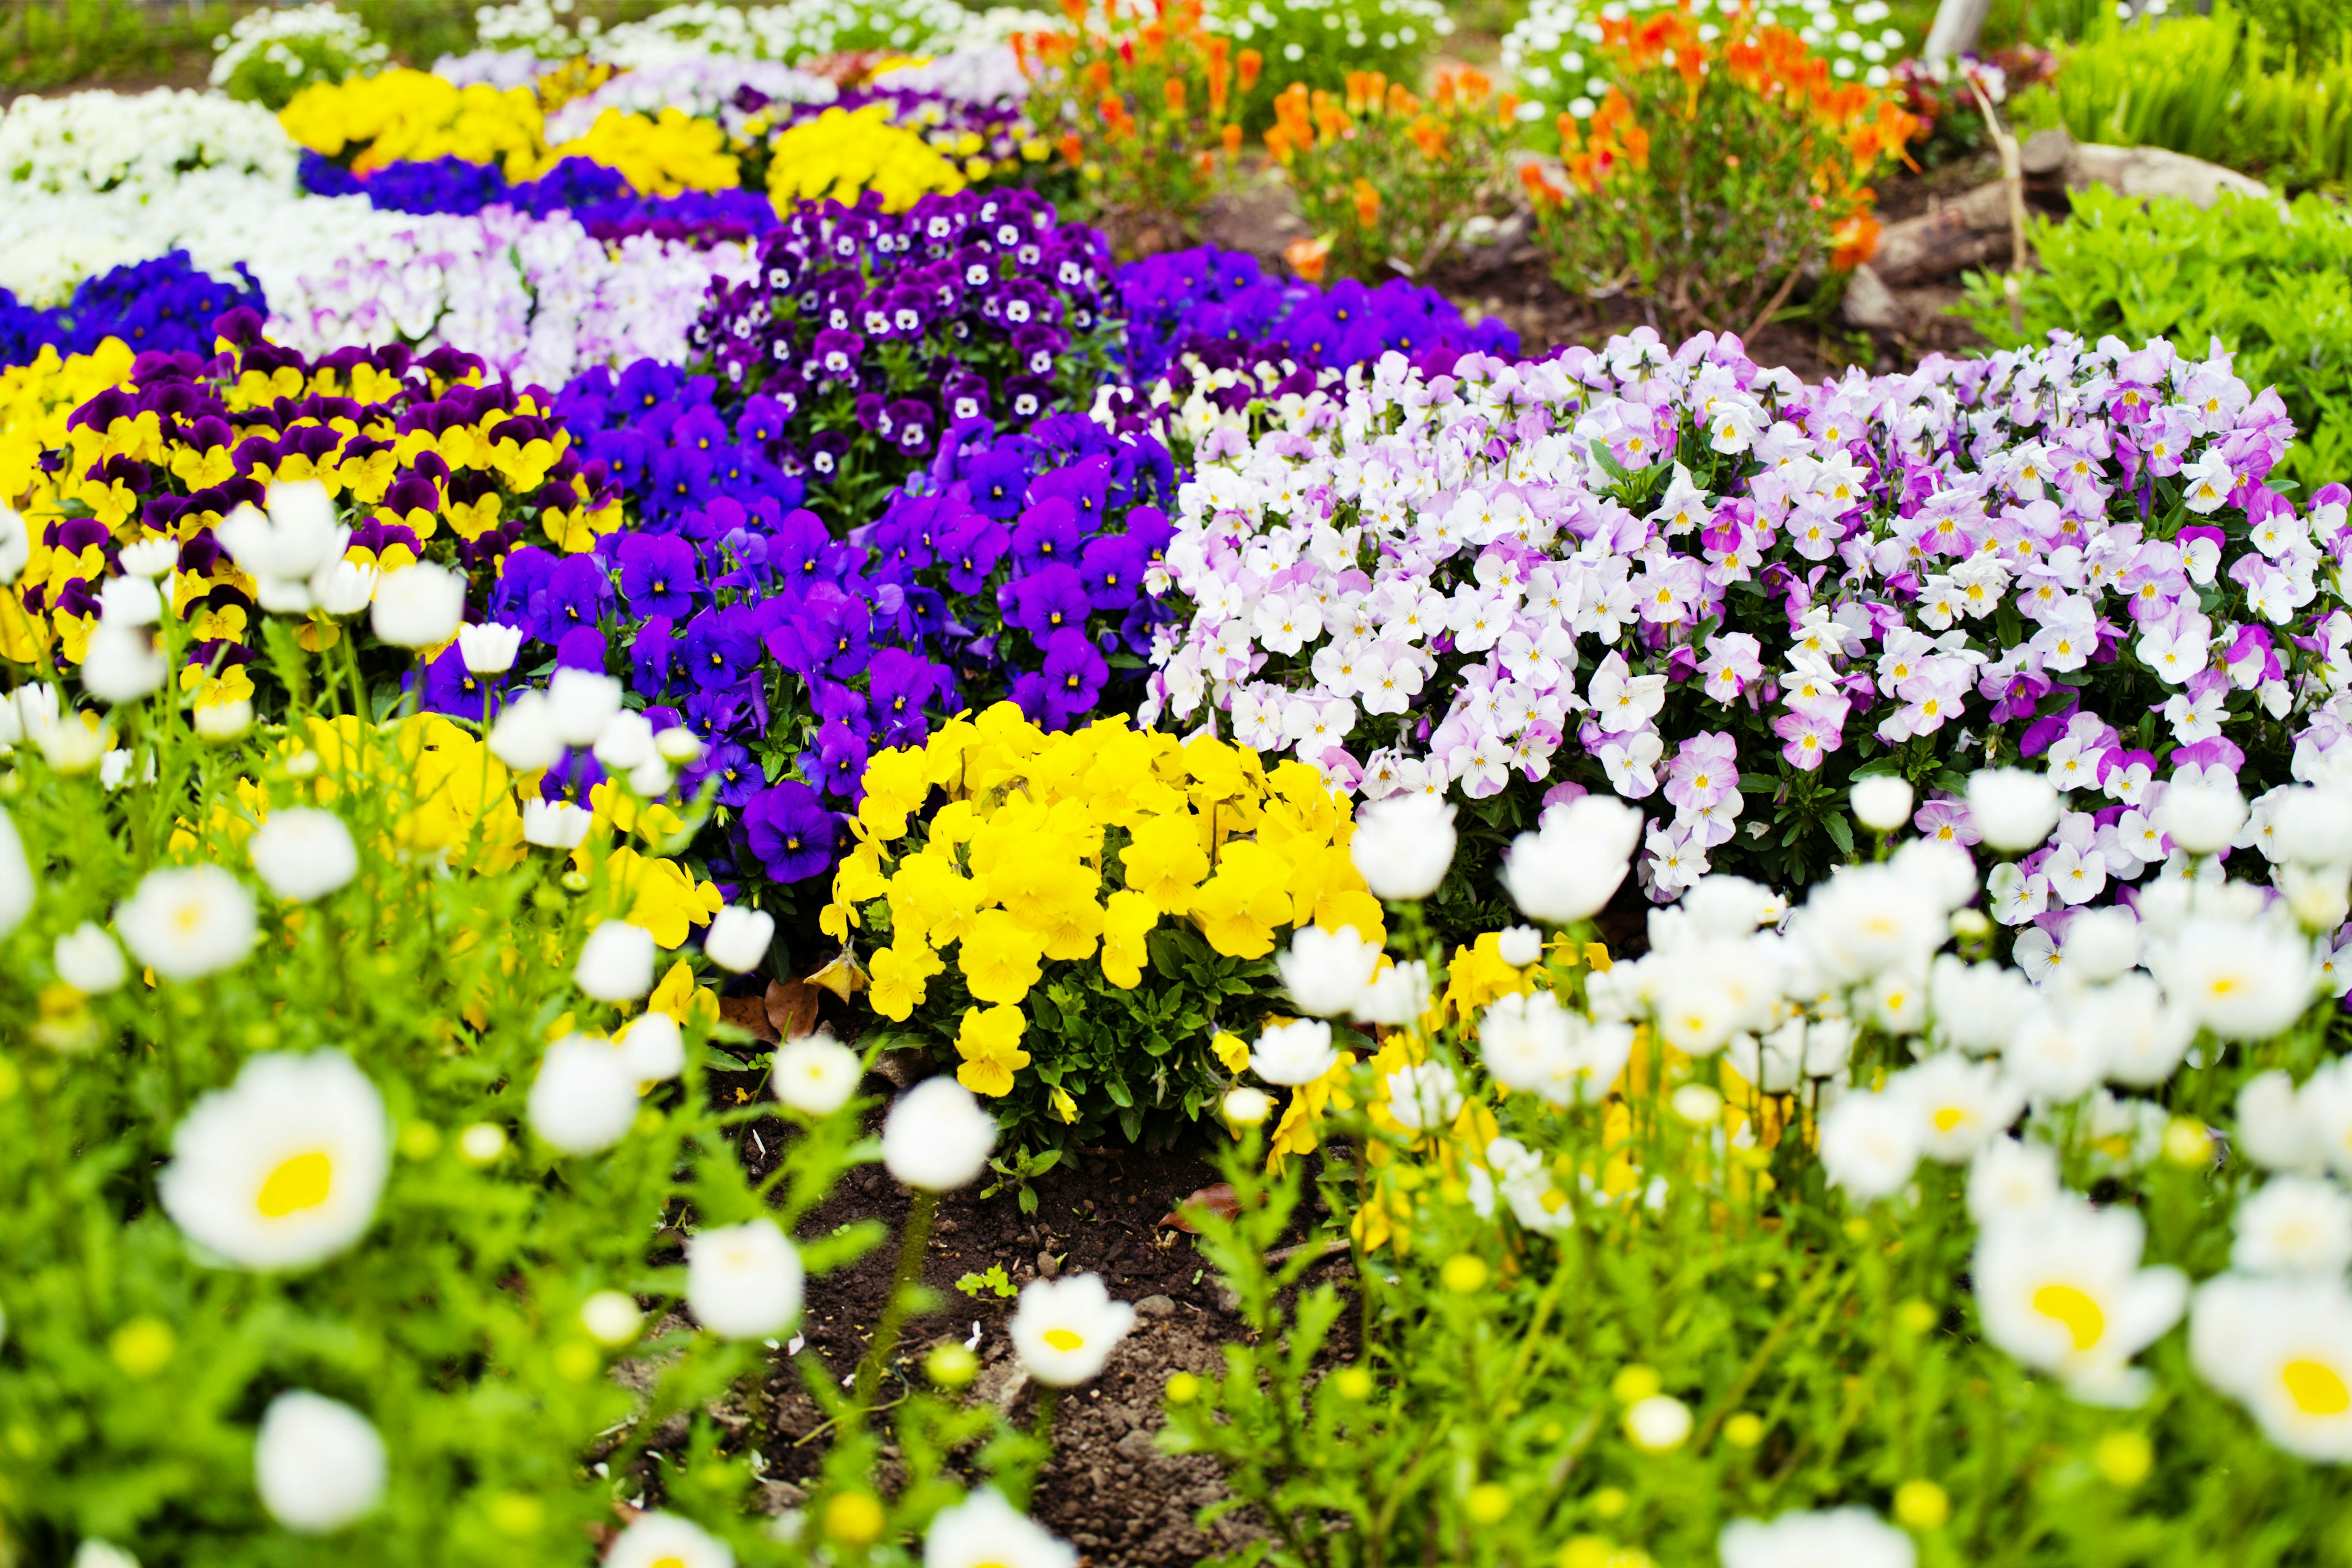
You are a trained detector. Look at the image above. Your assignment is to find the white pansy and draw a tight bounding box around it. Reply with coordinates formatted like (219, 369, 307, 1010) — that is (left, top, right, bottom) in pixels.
(160, 1051, 389, 1270)
(1349, 793, 1457, 900)
(1250, 1017, 1337, 1085)
(248, 808, 358, 903)
(574, 920, 656, 1001)
(882, 1076, 995, 1191)
(2191, 1272, 2352, 1461)
(54, 921, 127, 994)
(1276, 924, 1382, 1017)
(704, 905, 774, 972)
(923, 1489, 1076, 1568)
(527, 1035, 640, 1155)
(2231, 1176, 2352, 1277)
(1973, 1195, 2186, 1403)
(772, 1030, 861, 1117)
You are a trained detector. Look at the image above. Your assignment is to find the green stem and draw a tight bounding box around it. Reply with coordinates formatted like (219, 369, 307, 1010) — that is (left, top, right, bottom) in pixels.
(852, 1188, 935, 1410)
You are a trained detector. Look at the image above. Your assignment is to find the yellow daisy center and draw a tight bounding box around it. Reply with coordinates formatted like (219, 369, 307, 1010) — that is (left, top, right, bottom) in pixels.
(2282, 1358, 2351, 1417)
(2032, 1283, 2105, 1352)
(1044, 1327, 1085, 1352)
(257, 1150, 334, 1218)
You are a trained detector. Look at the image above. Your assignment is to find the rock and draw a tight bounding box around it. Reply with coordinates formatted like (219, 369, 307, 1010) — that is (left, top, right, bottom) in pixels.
(1134, 1293, 1178, 1319)
(1839, 264, 1906, 333)
(758, 1479, 809, 1513)
(1116, 1426, 1159, 1457)
(1871, 183, 2017, 287)
(2019, 127, 2073, 179)
(2065, 140, 2270, 207)
(867, 1046, 928, 1089)
(1038, 1250, 1061, 1280)
(1213, 1282, 1243, 1314)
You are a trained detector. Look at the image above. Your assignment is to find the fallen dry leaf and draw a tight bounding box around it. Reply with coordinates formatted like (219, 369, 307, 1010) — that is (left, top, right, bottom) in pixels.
(766, 978, 819, 1041)
(1161, 1182, 1243, 1233)
(718, 995, 778, 1044)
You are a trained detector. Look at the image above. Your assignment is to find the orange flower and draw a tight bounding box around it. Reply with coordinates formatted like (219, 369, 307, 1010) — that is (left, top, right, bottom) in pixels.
(1164, 76, 1186, 113)
(1057, 130, 1084, 165)
(1237, 47, 1262, 92)
(1830, 211, 1880, 270)
(1519, 159, 1567, 206)
(1408, 112, 1446, 160)
(1351, 176, 1380, 230)
(1221, 121, 1243, 157)
(1284, 235, 1331, 282)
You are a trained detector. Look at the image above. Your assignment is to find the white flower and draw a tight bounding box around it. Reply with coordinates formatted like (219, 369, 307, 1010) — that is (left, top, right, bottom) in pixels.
(1384, 1062, 1463, 1131)
(2190, 1272, 2352, 1461)
(2239, 1068, 2326, 1174)
(1251, 1017, 1338, 1085)
(606, 1513, 733, 1568)
(546, 666, 625, 747)
(1850, 775, 1915, 832)
(2078, 974, 2194, 1087)
(54, 921, 127, 993)
(2156, 778, 2247, 855)
(687, 1216, 804, 1340)
(527, 1035, 640, 1155)
(1501, 795, 1643, 922)
(616, 1011, 685, 1084)
(1276, 924, 1382, 1017)
(704, 905, 774, 972)
(1223, 1086, 1274, 1125)
(1973, 1195, 2187, 1403)
(216, 482, 347, 614)
(1497, 924, 1545, 966)
(2005, 1001, 2107, 1102)
(116, 864, 257, 980)
(2149, 916, 2314, 1040)
(488, 690, 564, 772)
(2232, 1176, 2352, 1277)
(1967, 767, 2060, 852)
(924, 1490, 1075, 1568)
(1896, 1051, 2024, 1163)
(97, 571, 162, 627)
(1349, 793, 1457, 900)
(370, 562, 466, 648)
(0, 504, 28, 584)
(1967, 1136, 2061, 1225)
(160, 1051, 388, 1270)
(1624, 1393, 1692, 1452)
(521, 798, 592, 848)
(312, 560, 376, 617)
(1480, 989, 1575, 1096)
(192, 698, 252, 742)
(882, 1076, 995, 1191)
(254, 1390, 386, 1533)
(0, 805, 29, 941)
(1719, 1507, 1915, 1568)
(772, 1030, 861, 1116)
(2060, 907, 2139, 982)
(575, 921, 656, 1001)
(593, 709, 657, 772)
(1928, 956, 2036, 1054)
(79, 622, 165, 703)
(1011, 1272, 1136, 1386)
(1817, 1087, 1922, 1201)
(1356, 959, 1431, 1025)
(70, 1541, 138, 1568)
(248, 808, 358, 903)
(457, 620, 522, 675)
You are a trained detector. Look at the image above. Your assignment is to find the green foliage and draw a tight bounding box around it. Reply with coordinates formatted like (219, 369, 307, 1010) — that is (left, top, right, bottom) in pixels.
(2009, 4, 2352, 192)
(213, 4, 391, 112)
(1960, 187, 2352, 489)
(955, 1264, 1017, 1300)
(979, 1146, 1063, 1216)
(0, 0, 226, 92)
(1204, 0, 1455, 132)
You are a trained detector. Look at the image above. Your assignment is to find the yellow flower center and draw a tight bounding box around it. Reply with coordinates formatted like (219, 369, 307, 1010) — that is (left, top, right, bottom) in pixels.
(1932, 1107, 1966, 1133)
(1044, 1327, 1085, 1352)
(650, 1558, 689, 1568)
(257, 1150, 334, 1218)
(2032, 1283, 2105, 1352)
(2282, 1358, 2351, 1416)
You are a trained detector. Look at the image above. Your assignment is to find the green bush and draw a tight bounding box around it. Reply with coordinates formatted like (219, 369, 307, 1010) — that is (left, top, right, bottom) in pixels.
(2009, 4, 2352, 191)
(1960, 187, 2352, 490)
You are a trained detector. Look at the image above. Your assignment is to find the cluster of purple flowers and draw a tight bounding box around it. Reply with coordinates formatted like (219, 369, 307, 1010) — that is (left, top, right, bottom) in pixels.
(0, 252, 263, 371)
(1115, 246, 1517, 386)
(686, 186, 1121, 518)
(551, 358, 807, 536)
(298, 151, 782, 247)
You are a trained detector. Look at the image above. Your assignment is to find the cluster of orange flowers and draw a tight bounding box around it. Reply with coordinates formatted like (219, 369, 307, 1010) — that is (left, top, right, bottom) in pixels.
(1017, 0, 1259, 169)
(1265, 66, 1516, 167)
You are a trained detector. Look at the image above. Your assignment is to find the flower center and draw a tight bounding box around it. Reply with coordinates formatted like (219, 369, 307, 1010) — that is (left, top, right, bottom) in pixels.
(1044, 1327, 1085, 1352)
(2031, 1283, 2105, 1352)
(2283, 1358, 2351, 1416)
(257, 1150, 334, 1218)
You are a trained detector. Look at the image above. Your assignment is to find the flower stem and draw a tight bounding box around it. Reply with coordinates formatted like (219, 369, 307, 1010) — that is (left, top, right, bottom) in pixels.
(853, 1187, 935, 1411)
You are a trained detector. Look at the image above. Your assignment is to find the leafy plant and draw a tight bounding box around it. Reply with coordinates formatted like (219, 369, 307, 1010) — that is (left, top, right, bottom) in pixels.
(980, 1145, 1066, 1215)
(956, 1264, 1020, 1298)
(1960, 187, 2352, 488)
(1520, 7, 1916, 339)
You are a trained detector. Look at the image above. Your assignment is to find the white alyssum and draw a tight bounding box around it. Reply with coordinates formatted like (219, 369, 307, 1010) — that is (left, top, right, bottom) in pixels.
(160, 1050, 390, 1271)
(116, 864, 258, 980)
(686, 1217, 804, 1340)
(254, 1390, 386, 1532)
(248, 808, 359, 902)
(882, 1076, 995, 1191)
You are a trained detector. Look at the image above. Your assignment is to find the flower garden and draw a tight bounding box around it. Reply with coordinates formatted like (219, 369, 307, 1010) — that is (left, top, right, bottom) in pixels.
(3, 0, 2351, 1562)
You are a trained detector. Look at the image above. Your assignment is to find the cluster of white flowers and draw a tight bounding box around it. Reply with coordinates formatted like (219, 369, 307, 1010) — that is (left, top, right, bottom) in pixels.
(541, 58, 838, 142)
(0, 89, 299, 201)
(587, 0, 978, 68)
(209, 3, 390, 94)
(1202, 0, 1453, 67)
(1502, 0, 1906, 119)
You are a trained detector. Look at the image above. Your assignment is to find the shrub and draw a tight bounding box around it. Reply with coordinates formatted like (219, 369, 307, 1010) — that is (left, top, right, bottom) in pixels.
(1201, 0, 1453, 130)
(211, 2, 390, 112)
(820, 704, 1387, 1141)
(1519, 10, 1914, 340)
(1263, 67, 1518, 284)
(1961, 188, 2352, 489)
(1173, 790, 2352, 1565)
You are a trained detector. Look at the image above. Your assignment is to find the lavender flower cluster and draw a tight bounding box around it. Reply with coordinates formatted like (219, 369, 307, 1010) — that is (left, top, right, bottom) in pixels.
(298, 151, 783, 248)
(0, 251, 262, 370)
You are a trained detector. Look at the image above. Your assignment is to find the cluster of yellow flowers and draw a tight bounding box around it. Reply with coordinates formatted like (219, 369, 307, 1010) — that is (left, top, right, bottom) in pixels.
(279, 71, 742, 195)
(765, 104, 968, 213)
(281, 69, 550, 183)
(823, 704, 1382, 1100)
